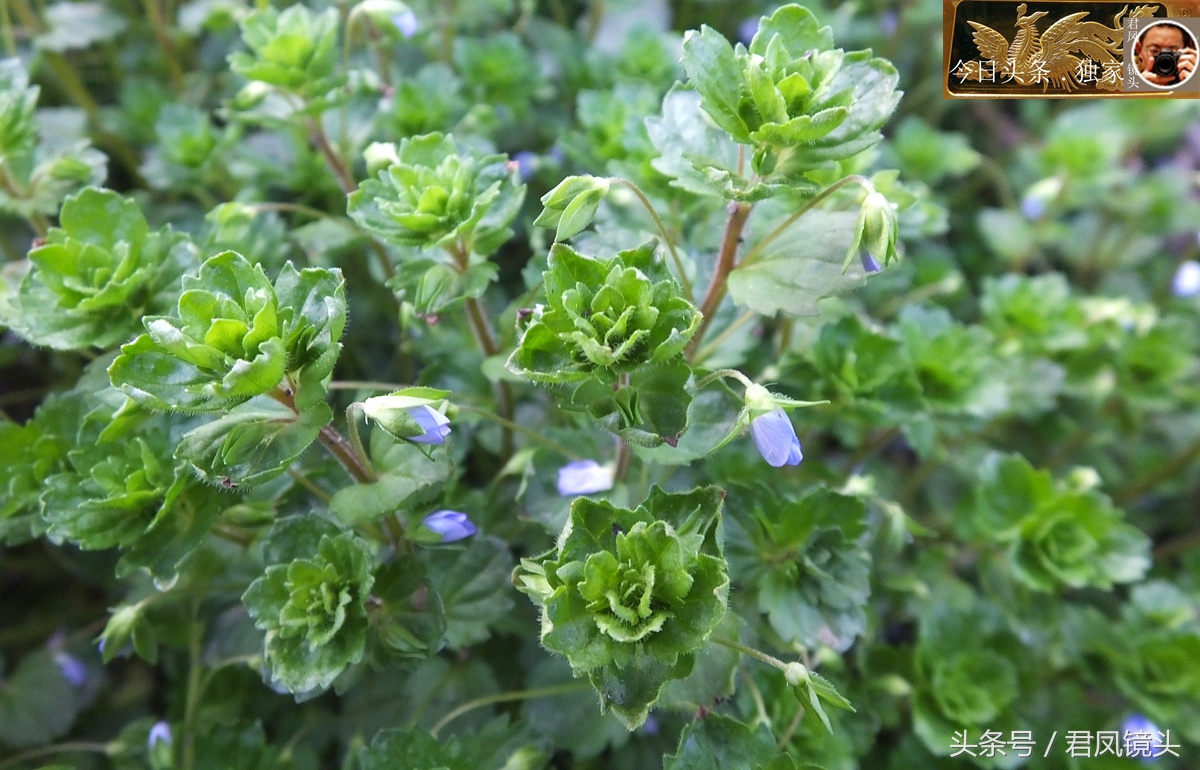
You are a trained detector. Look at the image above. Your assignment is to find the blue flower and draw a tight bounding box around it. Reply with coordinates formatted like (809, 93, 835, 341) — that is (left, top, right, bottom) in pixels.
(1122, 713, 1163, 761)
(750, 408, 803, 467)
(148, 721, 173, 750)
(512, 150, 537, 182)
(392, 9, 418, 37)
(556, 460, 615, 496)
(422, 510, 476, 543)
(1172, 260, 1200, 297)
(1019, 194, 1046, 220)
(738, 17, 759, 45)
(861, 251, 882, 274)
(53, 652, 87, 688)
(407, 405, 451, 444)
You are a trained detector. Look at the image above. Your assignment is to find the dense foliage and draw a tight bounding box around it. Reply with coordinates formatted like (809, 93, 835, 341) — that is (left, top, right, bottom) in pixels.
(1, 0, 1199, 767)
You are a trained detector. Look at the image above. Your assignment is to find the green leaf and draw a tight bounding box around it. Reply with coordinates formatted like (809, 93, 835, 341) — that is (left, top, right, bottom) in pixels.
(371, 555, 447, 658)
(647, 88, 774, 202)
(728, 208, 869, 316)
(37, 2, 128, 51)
(0, 653, 80, 748)
(663, 713, 777, 770)
(175, 399, 332, 488)
(425, 535, 515, 650)
(680, 27, 750, 143)
(330, 442, 452, 525)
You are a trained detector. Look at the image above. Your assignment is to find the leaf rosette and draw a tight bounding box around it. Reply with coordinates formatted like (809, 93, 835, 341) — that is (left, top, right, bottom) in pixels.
(974, 454, 1149, 592)
(243, 531, 375, 693)
(348, 133, 524, 256)
(109, 250, 346, 412)
(507, 242, 699, 445)
(514, 487, 729, 728)
(2, 188, 196, 350)
(674, 5, 900, 197)
(228, 5, 340, 98)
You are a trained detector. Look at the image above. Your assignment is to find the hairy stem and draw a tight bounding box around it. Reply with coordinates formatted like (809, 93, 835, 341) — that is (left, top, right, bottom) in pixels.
(710, 635, 790, 671)
(307, 117, 357, 195)
(450, 242, 515, 457)
(270, 387, 375, 483)
(688, 202, 752, 359)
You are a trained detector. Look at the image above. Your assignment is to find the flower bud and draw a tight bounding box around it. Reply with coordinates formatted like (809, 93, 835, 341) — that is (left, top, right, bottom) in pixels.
(415, 510, 477, 544)
(843, 190, 898, 273)
(363, 141, 401, 176)
(533, 175, 611, 241)
(783, 662, 811, 687)
(556, 460, 615, 496)
(361, 389, 452, 444)
(148, 720, 173, 769)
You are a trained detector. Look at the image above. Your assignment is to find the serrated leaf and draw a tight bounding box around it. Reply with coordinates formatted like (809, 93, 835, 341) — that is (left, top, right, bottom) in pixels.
(424, 535, 515, 649)
(663, 713, 777, 770)
(728, 208, 868, 316)
(175, 399, 331, 488)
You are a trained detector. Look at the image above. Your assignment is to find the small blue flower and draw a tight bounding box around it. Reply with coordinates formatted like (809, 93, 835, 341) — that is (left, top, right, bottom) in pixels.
(750, 408, 803, 467)
(407, 405, 451, 444)
(422, 510, 476, 543)
(1122, 713, 1163, 761)
(512, 150, 537, 182)
(392, 9, 418, 37)
(148, 721, 173, 750)
(861, 251, 882, 274)
(880, 10, 899, 37)
(738, 17, 759, 46)
(53, 652, 87, 688)
(1172, 259, 1200, 297)
(1019, 194, 1046, 220)
(556, 460, 615, 496)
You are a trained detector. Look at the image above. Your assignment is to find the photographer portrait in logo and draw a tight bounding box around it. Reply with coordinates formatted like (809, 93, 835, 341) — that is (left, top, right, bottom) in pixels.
(1134, 20, 1197, 88)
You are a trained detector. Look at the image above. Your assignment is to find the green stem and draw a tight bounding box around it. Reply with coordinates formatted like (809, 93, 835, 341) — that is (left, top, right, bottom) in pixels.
(740, 668, 772, 731)
(0, 743, 112, 770)
(695, 368, 753, 391)
(737, 174, 876, 270)
(1114, 432, 1200, 505)
(692, 309, 757, 365)
(0, 0, 16, 57)
(307, 116, 356, 195)
(710, 635, 790, 671)
(140, 0, 185, 91)
(345, 402, 375, 478)
(182, 598, 203, 770)
(610, 177, 692, 300)
(287, 467, 333, 503)
(429, 681, 592, 737)
(455, 403, 584, 460)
